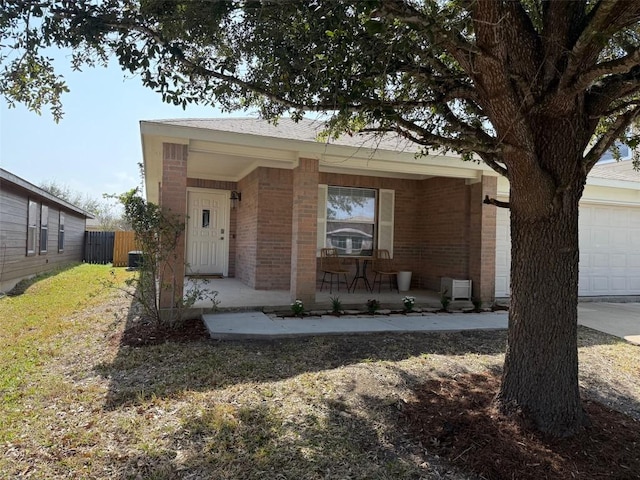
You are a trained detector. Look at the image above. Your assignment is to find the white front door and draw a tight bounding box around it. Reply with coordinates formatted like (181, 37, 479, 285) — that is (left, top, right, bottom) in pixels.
(187, 190, 229, 275)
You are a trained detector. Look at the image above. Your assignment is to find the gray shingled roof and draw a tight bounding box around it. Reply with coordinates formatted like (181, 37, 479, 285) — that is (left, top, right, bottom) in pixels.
(0, 168, 94, 217)
(590, 159, 640, 183)
(151, 117, 640, 183)
(150, 117, 424, 154)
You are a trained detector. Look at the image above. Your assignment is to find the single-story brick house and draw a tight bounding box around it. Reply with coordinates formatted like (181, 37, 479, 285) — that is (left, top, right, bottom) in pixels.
(139, 118, 640, 308)
(0, 168, 93, 293)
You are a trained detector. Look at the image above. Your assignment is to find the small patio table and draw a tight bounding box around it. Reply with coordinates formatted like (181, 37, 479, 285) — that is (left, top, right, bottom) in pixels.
(343, 255, 373, 292)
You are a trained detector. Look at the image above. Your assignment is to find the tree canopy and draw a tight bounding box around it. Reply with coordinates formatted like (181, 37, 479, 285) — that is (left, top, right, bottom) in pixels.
(39, 180, 129, 230)
(3, 1, 639, 171)
(3, 0, 640, 436)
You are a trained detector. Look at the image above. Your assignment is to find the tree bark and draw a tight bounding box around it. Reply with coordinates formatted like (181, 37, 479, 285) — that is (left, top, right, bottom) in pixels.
(496, 146, 589, 436)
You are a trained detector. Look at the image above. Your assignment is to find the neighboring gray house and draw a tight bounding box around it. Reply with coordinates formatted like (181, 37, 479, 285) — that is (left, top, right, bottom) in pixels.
(0, 168, 92, 293)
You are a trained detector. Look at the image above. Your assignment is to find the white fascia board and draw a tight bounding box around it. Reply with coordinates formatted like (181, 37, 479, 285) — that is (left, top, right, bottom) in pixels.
(586, 176, 640, 190)
(497, 176, 640, 204)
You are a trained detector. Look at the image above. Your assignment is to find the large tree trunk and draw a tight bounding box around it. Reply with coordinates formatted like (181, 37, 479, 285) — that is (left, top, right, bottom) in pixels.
(496, 140, 589, 436)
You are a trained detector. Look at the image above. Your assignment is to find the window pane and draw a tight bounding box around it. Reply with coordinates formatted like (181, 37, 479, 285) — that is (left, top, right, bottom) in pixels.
(59, 212, 65, 252)
(40, 205, 49, 253)
(327, 187, 375, 223)
(27, 200, 38, 254)
(326, 187, 376, 255)
(202, 209, 210, 228)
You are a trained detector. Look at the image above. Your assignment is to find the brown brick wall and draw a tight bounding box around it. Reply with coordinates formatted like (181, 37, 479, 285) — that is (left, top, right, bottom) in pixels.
(176, 166, 498, 299)
(159, 143, 188, 308)
(233, 167, 293, 290)
(318, 173, 423, 289)
(255, 168, 293, 289)
(236, 170, 259, 287)
(417, 177, 471, 292)
(468, 176, 497, 302)
(291, 158, 319, 303)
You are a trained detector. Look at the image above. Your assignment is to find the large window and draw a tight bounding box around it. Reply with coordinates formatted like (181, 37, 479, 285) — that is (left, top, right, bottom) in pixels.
(27, 200, 38, 255)
(317, 185, 395, 256)
(40, 205, 49, 253)
(58, 212, 65, 252)
(326, 187, 376, 256)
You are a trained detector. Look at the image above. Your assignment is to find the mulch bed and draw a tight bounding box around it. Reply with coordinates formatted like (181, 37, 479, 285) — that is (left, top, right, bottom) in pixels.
(119, 317, 210, 347)
(401, 372, 640, 480)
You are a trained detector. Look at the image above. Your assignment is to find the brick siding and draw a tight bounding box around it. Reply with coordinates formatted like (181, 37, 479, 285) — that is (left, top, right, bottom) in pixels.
(291, 158, 319, 303)
(159, 143, 188, 308)
(176, 164, 497, 301)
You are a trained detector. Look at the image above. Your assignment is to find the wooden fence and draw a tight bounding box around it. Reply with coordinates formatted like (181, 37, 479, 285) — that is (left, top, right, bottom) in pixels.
(84, 231, 115, 264)
(84, 231, 138, 266)
(113, 231, 138, 267)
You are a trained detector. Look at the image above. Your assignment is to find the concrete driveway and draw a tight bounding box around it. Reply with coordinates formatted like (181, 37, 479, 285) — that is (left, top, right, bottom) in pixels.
(578, 302, 640, 345)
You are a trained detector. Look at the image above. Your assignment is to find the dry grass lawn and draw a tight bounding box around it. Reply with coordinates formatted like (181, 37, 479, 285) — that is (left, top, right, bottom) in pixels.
(1, 264, 638, 479)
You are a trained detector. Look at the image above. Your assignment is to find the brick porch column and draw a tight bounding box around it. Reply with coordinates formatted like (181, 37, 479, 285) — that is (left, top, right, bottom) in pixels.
(290, 157, 319, 305)
(469, 175, 498, 303)
(159, 142, 188, 309)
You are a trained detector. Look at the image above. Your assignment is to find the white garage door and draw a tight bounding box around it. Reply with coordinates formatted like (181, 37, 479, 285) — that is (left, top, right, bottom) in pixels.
(495, 204, 640, 297)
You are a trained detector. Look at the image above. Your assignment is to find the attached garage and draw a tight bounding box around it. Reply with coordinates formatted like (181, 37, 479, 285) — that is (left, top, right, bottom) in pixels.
(578, 203, 640, 295)
(495, 160, 640, 298)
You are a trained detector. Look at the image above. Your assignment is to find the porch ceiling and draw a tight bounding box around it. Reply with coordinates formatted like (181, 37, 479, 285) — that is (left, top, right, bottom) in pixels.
(141, 118, 498, 202)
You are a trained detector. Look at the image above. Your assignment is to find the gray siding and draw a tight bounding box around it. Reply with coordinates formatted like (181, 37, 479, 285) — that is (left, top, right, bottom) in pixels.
(0, 181, 87, 292)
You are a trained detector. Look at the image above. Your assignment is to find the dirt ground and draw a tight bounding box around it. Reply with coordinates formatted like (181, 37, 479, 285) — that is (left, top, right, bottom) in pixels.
(120, 315, 640, 480)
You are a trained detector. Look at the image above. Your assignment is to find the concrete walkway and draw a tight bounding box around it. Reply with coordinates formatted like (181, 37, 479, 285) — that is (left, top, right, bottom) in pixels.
(203, 302, 640, 343)
(203, 310, 509, 339)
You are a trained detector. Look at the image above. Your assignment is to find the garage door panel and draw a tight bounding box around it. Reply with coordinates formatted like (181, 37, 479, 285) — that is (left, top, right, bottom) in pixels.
(591, 230, 609, 247)
(611, 231, 627, 246)
(592, 253, 609, 267)
(497, 203, 640, 297)
(611, 277, 630, 292)
(610, 254, 627, 267)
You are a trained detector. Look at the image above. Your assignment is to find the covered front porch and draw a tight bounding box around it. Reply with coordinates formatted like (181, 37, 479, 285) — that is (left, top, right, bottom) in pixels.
(141, 119, 500, 311)
(187, 277, 475, 311)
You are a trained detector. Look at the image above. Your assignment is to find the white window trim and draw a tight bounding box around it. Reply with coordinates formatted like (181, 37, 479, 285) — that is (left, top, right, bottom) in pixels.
(58, 212, 65, 253)
(40, 205, 49, 254)
(27, 199, 38, 255)
(317, 184, 394, 257)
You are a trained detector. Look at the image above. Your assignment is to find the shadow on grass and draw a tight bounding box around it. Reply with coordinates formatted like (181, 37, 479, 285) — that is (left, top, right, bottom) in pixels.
(3, 261, 82, 296)
(104, 389, 431, 479)
(96, 297, 638, 421)
(96, 303, 509, 409)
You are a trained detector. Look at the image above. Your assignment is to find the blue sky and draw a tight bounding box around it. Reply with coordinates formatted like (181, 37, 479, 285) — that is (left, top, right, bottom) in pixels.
(0, 56, 248, 200)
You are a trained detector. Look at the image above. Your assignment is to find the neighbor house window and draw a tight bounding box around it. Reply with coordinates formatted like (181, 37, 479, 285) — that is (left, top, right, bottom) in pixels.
(58, 212, 65, 252)
(27, 199, 38, 255)
(40, 205, 49, 253)
(317, 185, 395, 256)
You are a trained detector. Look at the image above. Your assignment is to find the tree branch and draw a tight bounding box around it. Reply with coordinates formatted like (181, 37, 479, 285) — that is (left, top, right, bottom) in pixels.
(375, 0, 479, 70)
(565, 48, 640, 97)
(483, 195, 510, 209)
(583, 105, 640, 172)
(478, 152, 509, 178)
(364, 114, 501, 155)
(560, 0, 640, 90)
(587, 67, 640, 117)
